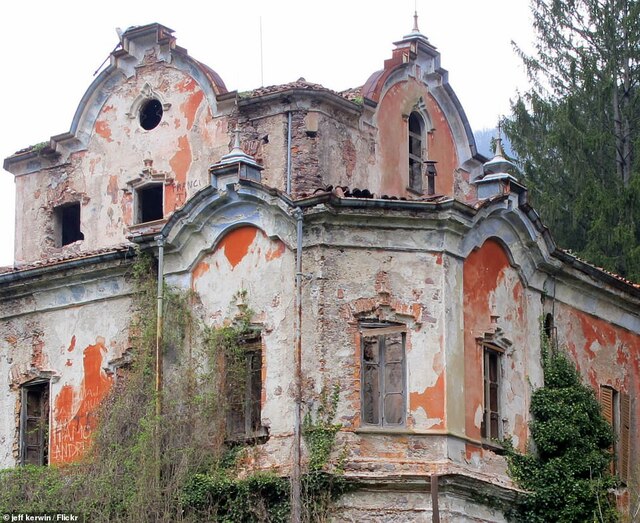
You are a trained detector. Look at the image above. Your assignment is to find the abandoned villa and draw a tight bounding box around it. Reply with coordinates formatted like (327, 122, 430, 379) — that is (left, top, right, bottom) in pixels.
(1, 21, 638, 521)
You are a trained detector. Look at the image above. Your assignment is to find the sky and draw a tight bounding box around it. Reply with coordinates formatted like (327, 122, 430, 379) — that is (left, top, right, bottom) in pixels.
(0, 0, 534, 267)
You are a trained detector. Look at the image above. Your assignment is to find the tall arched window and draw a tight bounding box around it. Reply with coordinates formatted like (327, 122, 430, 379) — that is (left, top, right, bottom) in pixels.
(408, 112, 425, 193)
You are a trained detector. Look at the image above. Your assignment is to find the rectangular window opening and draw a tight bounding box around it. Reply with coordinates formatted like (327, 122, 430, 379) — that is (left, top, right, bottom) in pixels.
(361, 325, 406, 427)
(55, 202, 84, 247)
(226, 339, 266, 441)
(481, 346, 502, 442)
(20, 381, 50, 466)
(136, 184, 164, 223)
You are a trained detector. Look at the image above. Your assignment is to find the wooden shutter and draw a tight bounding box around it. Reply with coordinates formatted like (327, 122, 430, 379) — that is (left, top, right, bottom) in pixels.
(599, 386, 615, 475)
(620, 392, 631, 484)
(599, 386, 613, 424)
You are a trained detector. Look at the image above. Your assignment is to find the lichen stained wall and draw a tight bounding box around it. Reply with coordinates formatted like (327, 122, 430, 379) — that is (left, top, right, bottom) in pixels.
(1, 297, 130, 467)
(300, 237, 448, 476)
(375, 77, 458, 199)
(14, 62, 229, 265)
(463, 239, 542, 458)
(186, 224, 295, 472)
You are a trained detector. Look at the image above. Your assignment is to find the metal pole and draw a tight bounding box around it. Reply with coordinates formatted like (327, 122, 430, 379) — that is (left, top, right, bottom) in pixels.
(154, 235, 165, 487)
(290, 208, 303, 522)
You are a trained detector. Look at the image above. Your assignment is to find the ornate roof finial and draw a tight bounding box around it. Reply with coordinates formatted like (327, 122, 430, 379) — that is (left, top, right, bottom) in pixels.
(412, 10, 420, 33)
(218, 124, 259, 166)
(495, 119, 505, 157)
(482, 117, 518, 177)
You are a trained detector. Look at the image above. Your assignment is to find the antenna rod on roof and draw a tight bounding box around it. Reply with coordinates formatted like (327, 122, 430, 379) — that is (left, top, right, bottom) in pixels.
(260, 16, 264, 87)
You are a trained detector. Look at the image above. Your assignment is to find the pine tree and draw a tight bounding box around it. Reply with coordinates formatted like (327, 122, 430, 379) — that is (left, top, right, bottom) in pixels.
(504, 0, 640, 281)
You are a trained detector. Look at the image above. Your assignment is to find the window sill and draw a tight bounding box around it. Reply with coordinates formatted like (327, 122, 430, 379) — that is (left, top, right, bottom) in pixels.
(355, 425, 410, 435)
(406, 186, 424, 196)
(481, 439, 505, 455)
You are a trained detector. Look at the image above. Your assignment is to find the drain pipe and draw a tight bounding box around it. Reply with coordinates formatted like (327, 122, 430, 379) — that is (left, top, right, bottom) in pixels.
(286, 111, 292, 194)
(290, 208, 303, 522)
(155, 235, 165, 418)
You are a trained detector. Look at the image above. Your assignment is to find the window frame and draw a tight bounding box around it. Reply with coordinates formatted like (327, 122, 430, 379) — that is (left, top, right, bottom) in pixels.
(360, 323, 407, 428)
(481, 344, 503, 442)
(600, 385, 631, 484)
(134, 182, 165, 224)
(54, 202, 84, 247)
(20, 380, 50, 466)
(408, 112, 425, 194)
(225, 338, 267, 441)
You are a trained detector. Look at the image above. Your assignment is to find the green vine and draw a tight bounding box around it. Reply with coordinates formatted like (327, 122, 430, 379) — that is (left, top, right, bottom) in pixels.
(0, 258, 353, 521)
(504, 327, 618, 522)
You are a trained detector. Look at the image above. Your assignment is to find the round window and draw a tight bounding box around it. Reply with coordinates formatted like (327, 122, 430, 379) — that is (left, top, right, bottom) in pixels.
(139, 99, 163, 130)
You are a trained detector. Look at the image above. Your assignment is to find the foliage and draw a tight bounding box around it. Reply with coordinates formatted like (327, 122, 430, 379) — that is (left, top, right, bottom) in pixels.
(303, 384, 342, 472)
(505, 332, 618, 522)
(0, 256, 352, 521)
(504, 0, 640, 281)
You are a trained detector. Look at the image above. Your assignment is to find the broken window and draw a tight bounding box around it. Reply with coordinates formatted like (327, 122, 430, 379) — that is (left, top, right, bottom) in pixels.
(361, 324, 406, 427)
(599, 385, 631, 483)
(54, 202, 84, 247)
(408, 112, 425, 193)
(481, 345, 502, 441)
(139, 98, 163, 130)
(20, 381, 50, 466)
(136, 183, 164, 223)
(226, 340, 264, 440)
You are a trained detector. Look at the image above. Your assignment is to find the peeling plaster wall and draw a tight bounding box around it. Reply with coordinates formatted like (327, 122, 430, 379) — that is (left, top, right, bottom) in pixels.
(299, 236, 448, 475)
(376, 78, 458, 199)
(171, 224, 297, 472)
(14, 61, 229, 265)
(0, 290, 131, 467)
(463, 239, 543, 463)
(553, 301, 640, 486)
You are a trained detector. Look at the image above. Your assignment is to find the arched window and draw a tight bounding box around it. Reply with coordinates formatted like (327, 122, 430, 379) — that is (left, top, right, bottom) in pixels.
(408, 112, 424, 193)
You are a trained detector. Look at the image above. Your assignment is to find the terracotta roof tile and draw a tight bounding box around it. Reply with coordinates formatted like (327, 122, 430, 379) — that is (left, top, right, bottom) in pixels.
(0, 244, 134, 275)
(244, 79, 362, 103)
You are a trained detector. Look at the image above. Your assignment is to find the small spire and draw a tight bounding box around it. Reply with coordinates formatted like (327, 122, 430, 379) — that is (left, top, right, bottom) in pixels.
(495, 120, 505, 157)
(412, 10, 420, 33)
(232, 126, 242, 152)
(218, 125, 259, 166)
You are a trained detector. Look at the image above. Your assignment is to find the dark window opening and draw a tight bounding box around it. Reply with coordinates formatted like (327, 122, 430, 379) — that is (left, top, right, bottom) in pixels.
(481, 346, 502, 441)
(136, 184, 164, 223)
(55, 202, 84, 247)
(139, 99, 163, 130)
(361, 326, 406, 427)
(20, 381, 50, 466)
(543, 313, 557, 348)
(408, 112, 424, 193)
(226, 340, 265, 440)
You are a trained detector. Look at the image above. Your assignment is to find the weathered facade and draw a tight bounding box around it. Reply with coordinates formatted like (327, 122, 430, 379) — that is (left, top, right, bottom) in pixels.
(1, 22, 639, 521)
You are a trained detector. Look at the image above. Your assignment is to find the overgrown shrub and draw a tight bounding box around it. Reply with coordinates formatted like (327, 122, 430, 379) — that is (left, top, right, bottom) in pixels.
(505, 332, 618, 523)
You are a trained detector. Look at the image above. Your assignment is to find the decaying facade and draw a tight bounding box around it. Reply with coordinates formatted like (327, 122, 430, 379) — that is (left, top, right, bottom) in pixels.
(1, 22, 639, 521)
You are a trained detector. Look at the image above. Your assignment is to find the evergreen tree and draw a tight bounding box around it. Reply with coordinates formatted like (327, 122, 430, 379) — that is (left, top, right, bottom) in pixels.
(504, 0, 640, 281)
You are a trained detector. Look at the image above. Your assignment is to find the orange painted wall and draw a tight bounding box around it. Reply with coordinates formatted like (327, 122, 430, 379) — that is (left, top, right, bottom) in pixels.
(463, 239, 527, 445)
(50, 338, 113, 464)
(377, 78, 458, 198)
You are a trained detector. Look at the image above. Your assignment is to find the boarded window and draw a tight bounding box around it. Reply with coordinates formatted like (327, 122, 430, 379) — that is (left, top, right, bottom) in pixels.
(20, 381, 50, 466)
(408, 112, 424, 193)
(600, 385, 631, 483)
(481, 346, 502, 441)
(136, 184, 164, 223)
(361, 325, 406, 427)
(226, 341, 264, 440)
(54, 202, 84, 247)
